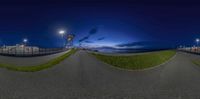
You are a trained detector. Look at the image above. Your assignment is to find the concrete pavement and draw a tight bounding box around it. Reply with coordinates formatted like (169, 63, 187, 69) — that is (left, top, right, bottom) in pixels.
(0, 50, 70, 66)
(0, 51, 199, 98)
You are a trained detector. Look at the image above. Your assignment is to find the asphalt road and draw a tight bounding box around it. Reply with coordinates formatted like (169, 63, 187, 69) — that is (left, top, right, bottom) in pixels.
(0, 51, 200, 99)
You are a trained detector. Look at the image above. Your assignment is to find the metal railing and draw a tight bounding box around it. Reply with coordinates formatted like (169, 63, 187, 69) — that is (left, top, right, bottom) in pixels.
(0, 47, 68, 57)
(178, 47, 200, 54)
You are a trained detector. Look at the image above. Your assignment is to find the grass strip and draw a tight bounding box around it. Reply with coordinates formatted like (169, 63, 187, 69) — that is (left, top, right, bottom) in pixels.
(192, 60, 200, 66)
(0, 49, 77, 72)
(92, 50, 176, 70)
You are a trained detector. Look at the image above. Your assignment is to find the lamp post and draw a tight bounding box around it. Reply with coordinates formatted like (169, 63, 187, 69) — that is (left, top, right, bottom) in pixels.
(22, 38, 28, 54)
(59, 30, 66, 47)
(23, 38, 28, 46)
(196, 38, 200, 47)
(59, 30, 65, 37)
(196, 38, 200, 53)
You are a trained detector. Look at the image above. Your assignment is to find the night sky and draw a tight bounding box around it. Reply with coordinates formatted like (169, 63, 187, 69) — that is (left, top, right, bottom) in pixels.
(0, 0, 200, 49)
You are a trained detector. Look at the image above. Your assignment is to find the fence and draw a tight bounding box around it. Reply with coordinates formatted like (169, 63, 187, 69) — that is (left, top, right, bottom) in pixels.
(0, 47, 68, 57)
(178, 47, 200, 55)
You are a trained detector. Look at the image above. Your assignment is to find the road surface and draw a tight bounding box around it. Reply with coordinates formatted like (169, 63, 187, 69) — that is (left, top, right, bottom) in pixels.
(0, 51, 199, 98)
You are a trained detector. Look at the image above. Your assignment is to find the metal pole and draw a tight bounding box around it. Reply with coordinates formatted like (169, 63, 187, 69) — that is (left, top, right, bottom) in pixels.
(32, 47, 33, 56)
(198, 42, 199, 53)
(8, 47, 9, 55)
(23, 46, 25, 56)
(15, 47, 16, 56)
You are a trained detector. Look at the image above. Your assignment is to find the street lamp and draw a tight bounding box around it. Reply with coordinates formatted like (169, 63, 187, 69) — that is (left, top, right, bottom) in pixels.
(58, 30, 66, 47)
(59, 30, 65, 37)
(23, 38, 28, 45)
(196, 38, 200, 47)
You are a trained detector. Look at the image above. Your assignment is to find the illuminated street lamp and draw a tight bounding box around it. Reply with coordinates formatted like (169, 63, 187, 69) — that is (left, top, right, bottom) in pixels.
(23, 38, 28, 45)
(59, 30, 65, 37)
(196, 38, 200, 47)
(58, 30, 66, 47)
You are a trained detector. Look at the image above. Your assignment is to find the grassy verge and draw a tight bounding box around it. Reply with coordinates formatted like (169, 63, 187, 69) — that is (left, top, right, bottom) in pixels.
(92, 50, 176, 70)
(0, 49, 77, 72)
(192, 60, 200, 66)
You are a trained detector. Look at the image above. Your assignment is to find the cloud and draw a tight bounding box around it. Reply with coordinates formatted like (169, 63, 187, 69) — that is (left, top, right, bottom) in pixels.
(116, 42, 150, 47)
(115, 41, 157, 49)
(89, 27, 98, 35)
(97, 37, 105, 41)
(79, 27, 98, 43)
(84, 40, 94, 43)
(116, 41, 174, 49)
(79, 36, 89, 42)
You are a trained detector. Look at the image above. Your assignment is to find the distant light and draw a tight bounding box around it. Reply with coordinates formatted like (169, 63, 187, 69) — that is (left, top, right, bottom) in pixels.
(59, 30, 65, 35)
(196, 38, 200, 42)
(23, 38, 28, 43)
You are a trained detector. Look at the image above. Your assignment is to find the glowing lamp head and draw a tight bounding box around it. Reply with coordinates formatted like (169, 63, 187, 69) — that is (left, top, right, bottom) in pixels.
(59, 30, 65, 35)
(196, 38, 200, 42)
(23, 38, 28, 43)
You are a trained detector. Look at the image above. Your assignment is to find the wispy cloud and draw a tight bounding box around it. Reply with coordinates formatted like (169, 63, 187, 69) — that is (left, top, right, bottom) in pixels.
(84, 40, 94, 43)
(116, 41, 150, 47)
(97, 37, 105, 41)
(89, 27, 98, 35)
(79, 27, 98, 43)
(79, 36, 89, 42)
(116, 41, 174, 49)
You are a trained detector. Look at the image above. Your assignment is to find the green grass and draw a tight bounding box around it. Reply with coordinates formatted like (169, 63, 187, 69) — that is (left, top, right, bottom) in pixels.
(192, 60, 200, 66)
(92, 50, 176, 70)
(0, 49, 77, 72)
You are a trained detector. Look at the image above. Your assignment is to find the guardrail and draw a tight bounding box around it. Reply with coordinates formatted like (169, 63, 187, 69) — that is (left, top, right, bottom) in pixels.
(0, 47, 68, 57)
(178, 47, 200, 55)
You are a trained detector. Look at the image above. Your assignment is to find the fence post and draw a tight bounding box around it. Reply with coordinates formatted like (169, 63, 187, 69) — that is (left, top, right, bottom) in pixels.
(8, 47, 9, 55)
(39, 48, 40, 55)
(23, 47, 24, 56)
(15, 47, 17, 56)
(32, 47, 33, 56)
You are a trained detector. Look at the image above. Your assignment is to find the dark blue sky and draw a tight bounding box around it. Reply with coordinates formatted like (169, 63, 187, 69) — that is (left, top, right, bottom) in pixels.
(0, 0, 200, 48)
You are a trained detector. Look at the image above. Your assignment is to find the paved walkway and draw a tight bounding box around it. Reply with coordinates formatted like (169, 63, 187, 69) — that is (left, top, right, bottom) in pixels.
(0, 50, 69, 66)
(0, 51, 199, 98)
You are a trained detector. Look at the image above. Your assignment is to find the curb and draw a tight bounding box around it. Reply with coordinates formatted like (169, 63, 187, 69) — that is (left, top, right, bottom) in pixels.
(190, 58, 200, 72)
